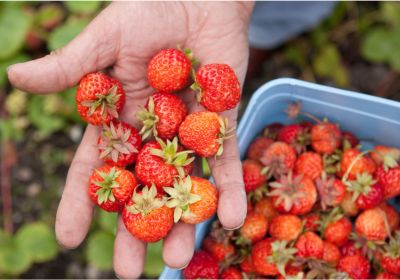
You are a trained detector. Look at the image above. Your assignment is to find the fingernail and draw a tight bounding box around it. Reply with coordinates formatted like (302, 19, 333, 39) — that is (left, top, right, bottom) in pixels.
(175, 262, 190, 270)
(6, 65, 12, 74)
(223, 220, 245, 231)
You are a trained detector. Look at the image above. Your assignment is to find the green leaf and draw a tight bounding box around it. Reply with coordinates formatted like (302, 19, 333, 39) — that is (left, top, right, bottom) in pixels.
(144, 241, 164, 278)
(98, 211, 118, 234)
(0, 244, 31, 275)
(0, 117, 26, 142)
(65, 1, 102, 15)
(48, 18, 89, 51)
(0, 53, 30, 87)
(0, 6, 31, 59)
(59, 87, 85, 123)
(381, 2, 400, 27)
(86, 231, 114, 270)
(15, 222, 59, 262)
(0, 230, 11, 248)
(36, 3, 65, 30)
(362, 28, 393, 63)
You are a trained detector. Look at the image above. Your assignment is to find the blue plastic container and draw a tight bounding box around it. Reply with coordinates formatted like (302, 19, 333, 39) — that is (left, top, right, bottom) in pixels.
(160, 78, 400, 279)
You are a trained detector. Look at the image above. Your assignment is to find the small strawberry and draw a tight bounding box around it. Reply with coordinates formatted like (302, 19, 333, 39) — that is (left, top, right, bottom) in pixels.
(295, 231, 324, 259)
(269, 172, 317, 215)
(376, 165, 400, 199)
(341, 131, 359, 148)
(88, 165, 137, 212)
(135, 138, 194, 192)
(340, 191, 360, 217)
(294, 152, 323, 180)
(178, 111, 233, 157)
(263, 122, 284, 140)
(254, 197, 279, 222)
(303, 213, 320, 232)
(246, 137, 273, 162)
(269, 214, 302, 241)
(202, 236, 235, 262)
(240, 255, 255, 273)
(310, 122, 341, 155)
(76, 72, 125, 125)
(370, 145, 400, 166)
(240, 212, 268, 243)
(337, 254, 371, 279)
(97, 120, 141, 166)
(164, 176, 217, 224)
(379, 202, 400, 232)
(148, 48, 193, 92)
(278, 124, 310, 153)
(242, 159, 267, 193)
(340, 148, 376, 180)
(340, 241, 363, 257)
(320, 209, 352, 246)
(260, 142, 297, 179)
(376, 272, 399, 279)
(316, 173, 346, 210)
(182, 250, 219, 279)
(276, 265, 304, 280)
(221, 267, 242, 279)
(192, 64, 240, 112)
(136, 92, 187, 140)
(355, 207, 389, 241)
(251, 238, 279, 276)
(322, 241, 341, 266)
(381, 231, 400, 275)
(122, 185, 173, 242)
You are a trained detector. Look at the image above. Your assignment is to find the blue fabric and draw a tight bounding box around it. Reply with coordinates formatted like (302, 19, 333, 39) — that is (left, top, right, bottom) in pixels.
(249, 1, 337, 49)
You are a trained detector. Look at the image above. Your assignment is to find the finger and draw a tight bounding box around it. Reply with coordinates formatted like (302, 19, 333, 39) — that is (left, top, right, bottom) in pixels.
(208, 133, 247, 230)
(114, 216, 147, 279)
(7, 5, 119, 94)
(162, 223, 195, 269)
(55, 125, 102, 248)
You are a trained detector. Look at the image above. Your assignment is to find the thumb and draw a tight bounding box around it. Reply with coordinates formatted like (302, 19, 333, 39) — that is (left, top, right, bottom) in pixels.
(7, 6, 118, 94)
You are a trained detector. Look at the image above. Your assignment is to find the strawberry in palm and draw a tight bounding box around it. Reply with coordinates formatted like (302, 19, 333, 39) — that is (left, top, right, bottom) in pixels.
(192, 63, 240, 112)
(98, 120, 141, 166)
(122, 185, 173, 242)
(88, 165, 137, 212)
(76, 72, 125, 125)
(136, 91, 187, 140)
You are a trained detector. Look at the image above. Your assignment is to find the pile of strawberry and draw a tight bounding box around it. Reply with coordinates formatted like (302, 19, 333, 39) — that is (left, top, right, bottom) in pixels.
(183, 102, 400, 279)
(73, 48, 241, 242)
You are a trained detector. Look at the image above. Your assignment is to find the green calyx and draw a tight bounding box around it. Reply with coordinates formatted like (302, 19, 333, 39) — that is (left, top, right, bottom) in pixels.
(99, 122, 138, 163)
(216, 117, 236, 157)
(376, 149, 399, 171)
(344, 172, 377, 202)
(318, 207, 344, 234)
(81, 85, 120, 118)
(150, 137, 195, 177)
(267, 240, 297, 277)
(136, 96, 159, 140)
(126, 184, 164, 217)
(94, 167, 121, 205)
(163, 176, 201, 223)
(383, 231, 400, 258)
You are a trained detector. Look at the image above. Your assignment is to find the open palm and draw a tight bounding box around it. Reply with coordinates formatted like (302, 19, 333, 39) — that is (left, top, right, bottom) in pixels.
(8, 2, 253, 278)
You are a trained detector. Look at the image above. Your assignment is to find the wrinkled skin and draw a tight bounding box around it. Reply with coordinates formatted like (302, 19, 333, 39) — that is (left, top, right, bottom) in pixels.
(7, 2, 254, 278)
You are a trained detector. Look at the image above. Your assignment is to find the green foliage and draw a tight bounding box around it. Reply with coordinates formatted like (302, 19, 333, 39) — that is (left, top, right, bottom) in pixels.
(144, 241, 164, 278)
(48, 18, 89, 51)
(0, 243, 31, 276)
(0, 117, 27, 142)
(86, 231, 114, 270)
(0, 54, 30, 87)
(65, 1, 102, 15)
(98, 211, 118, 234)
(0, 6, 31, 59)
(381, 2, 400, 27)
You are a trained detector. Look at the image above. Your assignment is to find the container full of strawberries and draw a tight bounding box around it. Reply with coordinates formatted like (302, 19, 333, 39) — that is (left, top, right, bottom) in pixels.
(161, 78, 400, 279)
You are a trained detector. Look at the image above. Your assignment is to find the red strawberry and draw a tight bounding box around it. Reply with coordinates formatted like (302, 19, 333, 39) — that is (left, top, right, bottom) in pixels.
(303, 213, 320, 232)
(202, 236, 235, 262)
(337, 254, 370, 279)
(221, 267, 242, 279)
(137, 92, 187, 140)
(340, 191, 360, 217)
(269, 214, 302, 241)
(148, 48, 192, 92)
(381, 231, 400, 275)
(376, 272, 399, 279)
(240, 212, 268, 243)
(310, 122, 341, 155)
(97, 120, 141, 166)
(242, 159, 267, 193)
(88, 165, 137, 212)
(179, 111, 233, 157)
(340, 241, 362, 257)
(320, 210, 352, 247)
(355, 207, 389, 241)
(260, 142, 297, 178)
(276, 265, 304, 280)
(240, 255, 255, 273)
(376, 166, 400, 199)
(295, 232, 324, 259)
(263, 122, 284, 140)
(294, 152, 323, 180)
(164, 176, 217, 224)
(269, 173, 317, 215)
(316, 173, 346, 210)
(340, 148, 376, 180)
(278, 124, 310, 153)
(183, 250, 219, 279)
(76, 72, 125, 125)
(341, 131, 359, 148)
(135, 138, 194, 192)
(122, 185, 173, 242)
(379, 202, 400, 232)
(192, 64, 240, 112)
(254, 197, 279, 222)
(246, 137, 273, 161)
(322, 241, 341, 266)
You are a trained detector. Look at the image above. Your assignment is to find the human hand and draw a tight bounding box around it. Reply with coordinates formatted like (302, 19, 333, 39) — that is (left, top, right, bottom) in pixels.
(7, 2, 254, 278)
